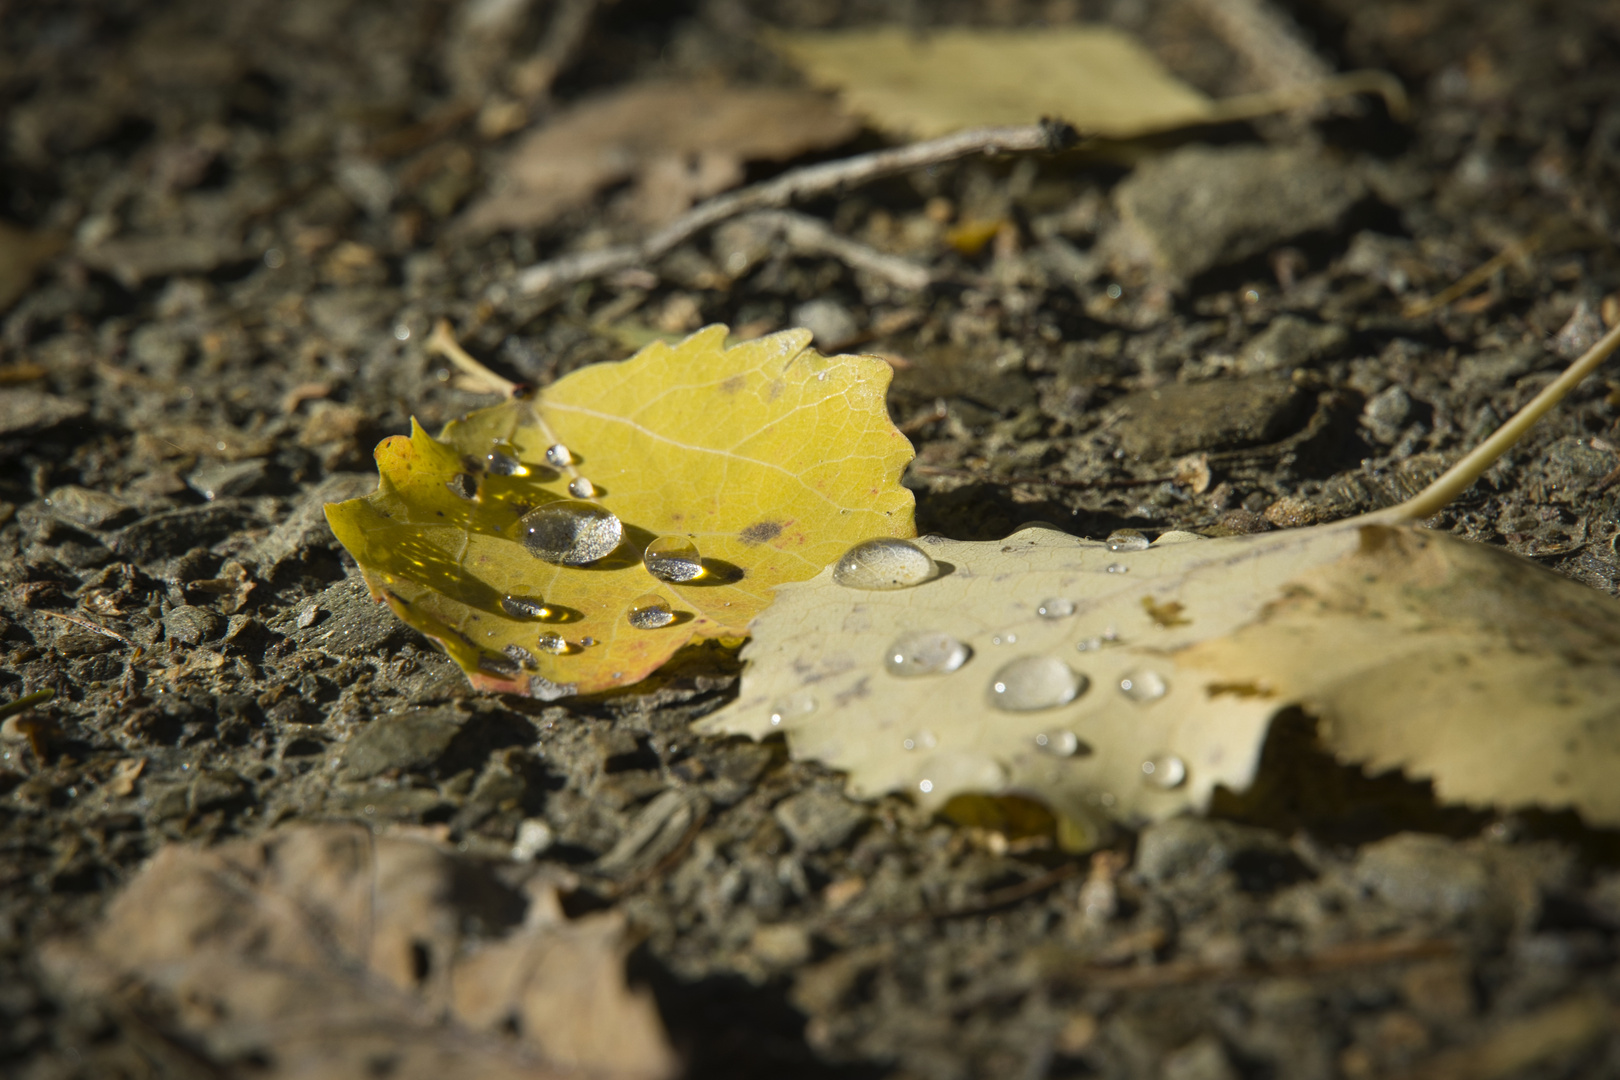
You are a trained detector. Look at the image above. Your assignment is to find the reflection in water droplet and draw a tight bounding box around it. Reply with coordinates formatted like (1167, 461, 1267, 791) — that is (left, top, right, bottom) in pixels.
(1037, 597, 1076, 619)
(988, 656, 1087, 711)
(503, 643, 539, 670)
(478, 652, 520, 677)
(501, 595, 551, 620)
(568, 476, 596, 498)
(768, 692, 818, 727)
(884, 631, 970, 677)
(1035, 731, 1085, 756)
(487, 444, 528, 476)
(1119, 669, 1168, 701)
(1142, 754, 1187, 789)
(832, 538, 938, 589)
(517, 500, 623, 565)
(628, 594, 675, 629)
(545, 443, 572, 467)
(447, 473, 478, 500)
(644, 535, 705, 582)
(1106, 563, 1128, 574)
(1106, 529, 1150, 552)
(537, 632, 570, 655)
(918, 779, 934, 793)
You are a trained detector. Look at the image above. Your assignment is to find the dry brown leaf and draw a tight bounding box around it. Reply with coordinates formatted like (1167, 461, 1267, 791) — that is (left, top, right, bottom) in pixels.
(40, 824, 677, 1080)
(460, 81, 858, 235)
(770, 27, 1217, 140)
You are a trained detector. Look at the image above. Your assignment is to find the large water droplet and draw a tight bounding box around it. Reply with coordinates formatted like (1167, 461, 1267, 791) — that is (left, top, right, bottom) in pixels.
(501, 595, 551, 620)
(1037, 597, 1075, 619)
(1119, 669, 1168, 701)
(517, 499, 623, 565)
(832, 538, 938, 590)
(545, 443, 572, 467)
(768, 691, 817, 727)
(568, 476, 596, 499)
(487, 444, 528, 476)
(884, 631, 970, 677)
(1035, 731, 1087, 757)
(987, 656, 1087, 711)
(1142, 754, 1187, 789)
(537, 632, 570, 655)
(644, 535, 705, 582)
(627, 594, 675, 629)
(1106, 529, 1150, 552)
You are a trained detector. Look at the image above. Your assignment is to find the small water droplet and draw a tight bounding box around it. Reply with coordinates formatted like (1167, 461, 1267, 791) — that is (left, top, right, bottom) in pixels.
(1106, 563, 1128, 574)
(1106, 529, 1150, 552)
(768, 692, 817, 727)
(832, 537, 938, 589)
(628, 594, 675, 629)
(537, 632, 570, 655)
(1037, 597, 1075, 619)
(988, 656, 1087, 711)
(579, 636, 596, 647)
(644, 535, 705, 582)
(1119, 669, 1168, 701)
(517, 499, 623, 565)
(884, 631, 970, 677)
(568, 476, 596, 498)
(486, 444, 528, 476)
(545, 443, 572, 467)
(1142, 754, 1187, 789)
(503, 643, 539, 670)
(903, 737, 916, 750)
(1036, 731, 1086, 756)
(501, 595, 551, 620)
(991, 632, 1018, 645)
(918, 779, 934, 793)
(446, 472, 478, 500)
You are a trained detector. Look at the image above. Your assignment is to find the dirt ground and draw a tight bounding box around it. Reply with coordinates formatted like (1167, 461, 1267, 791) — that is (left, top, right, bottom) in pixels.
(5, 1, 1620, 1077)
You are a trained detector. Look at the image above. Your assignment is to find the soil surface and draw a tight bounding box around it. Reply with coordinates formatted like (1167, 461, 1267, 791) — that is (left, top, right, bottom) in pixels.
(5, 2, 1620, 1078)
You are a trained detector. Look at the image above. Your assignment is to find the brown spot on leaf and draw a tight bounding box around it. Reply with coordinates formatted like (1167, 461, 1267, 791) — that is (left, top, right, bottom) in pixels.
(719, 374, 746, 394)
(739, 520, 785, 545)
(1204, 680, 1275, 700)
(1141, 597, 1190, 628)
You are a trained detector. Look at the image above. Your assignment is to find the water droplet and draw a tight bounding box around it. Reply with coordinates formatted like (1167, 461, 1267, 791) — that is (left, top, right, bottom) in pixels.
(503, 643, 539, 670)
(644, 535, 705, 582)
(517, 499, 623, 565)
(568, 476, 596, 498)
(1037, 597, 1075, 619)
(545, 443, 572, 467)
(628, 594, 675, 629)
(1142, 754, 1187, 789)
(901, 730, 938, 752)
(1106, 563, 1128, 574)
(486, 444, 527, 476)
(832, 538, 938, 590)
(1119, 669, 1168, 701)
(768, 692, 817, 727)
(537, 632, 570, 655)
(884, 631, 970, 677)
(918, 779, 934, 794)
(446, 472, 478, 500)
(1153, 530, 1203, 545)
(501, 595, 551, 620)
(579, 636, 596, 647)
(991, 632, 1018, 645)
(988, 656, 1087, 711)
(1035, 731, 1086, 757)
(1106, 529, 1150, 552)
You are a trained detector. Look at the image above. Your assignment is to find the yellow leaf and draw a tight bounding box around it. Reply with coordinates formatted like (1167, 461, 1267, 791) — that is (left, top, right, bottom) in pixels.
(769, 27, 1217, 140)
(325, 326, 916, 698)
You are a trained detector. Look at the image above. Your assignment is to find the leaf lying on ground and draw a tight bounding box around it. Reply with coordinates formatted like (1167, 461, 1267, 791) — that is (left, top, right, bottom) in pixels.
(702, 326, 1620, 840)
(39, 824, 677, 1080)
(326, 326, 915, 698)
(459, 81, 859, 235)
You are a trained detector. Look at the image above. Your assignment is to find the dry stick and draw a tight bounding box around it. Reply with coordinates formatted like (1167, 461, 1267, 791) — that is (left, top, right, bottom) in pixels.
(1185, 0, 1334, 93)
(1402, 233, 1542, 318)
(743, 210, 932, 291)
(35, 609, 142, 654)
(510, 122, 1080, 296)
(1367, 321, 1620, 524)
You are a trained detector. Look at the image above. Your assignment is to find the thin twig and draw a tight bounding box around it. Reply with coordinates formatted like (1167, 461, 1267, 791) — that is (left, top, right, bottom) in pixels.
(0, 687, 55, 720)
(1402, 233, 1542, 318)
(509, 121, 1080, 296)
(742, 210, 932, 291)
(36, 610, 142, 653)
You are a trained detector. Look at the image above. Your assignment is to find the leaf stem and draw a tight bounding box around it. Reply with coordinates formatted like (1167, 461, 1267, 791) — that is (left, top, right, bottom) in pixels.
(1363, 321, 1620, 524)
(425, 319, 516, 396)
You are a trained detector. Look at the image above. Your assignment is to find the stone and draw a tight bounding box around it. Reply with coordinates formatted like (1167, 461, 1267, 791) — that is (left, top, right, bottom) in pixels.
(307, 286, 400, 348)
(44, 485, 137, 530)
(163, 605, 224, 645)
(1161, 1035, 1240, 1080)
(129, 324, 191, 378)
(112, 502, 261, 563)
(1133, 816, 1296, 886)
(285, 577, 412, 658)
(1113, 375, 1308, 460)
(187, 769, 250, 812)
(1354, 833, 1491, 921)
(792, 299, 859, 351)
(751, 923, 813, 968)
(1239, 315, 1348, 374)
(0, 390, 88, 437)
(82, 234, 247, 288)
(337, 706, 463, 780)
(187, 458, 268, 501)
(1361, 384, 1412, 444)
(1114, 145, 1367, 283)
(252, 471, 375, 573)
(774, 788, 867, 852)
